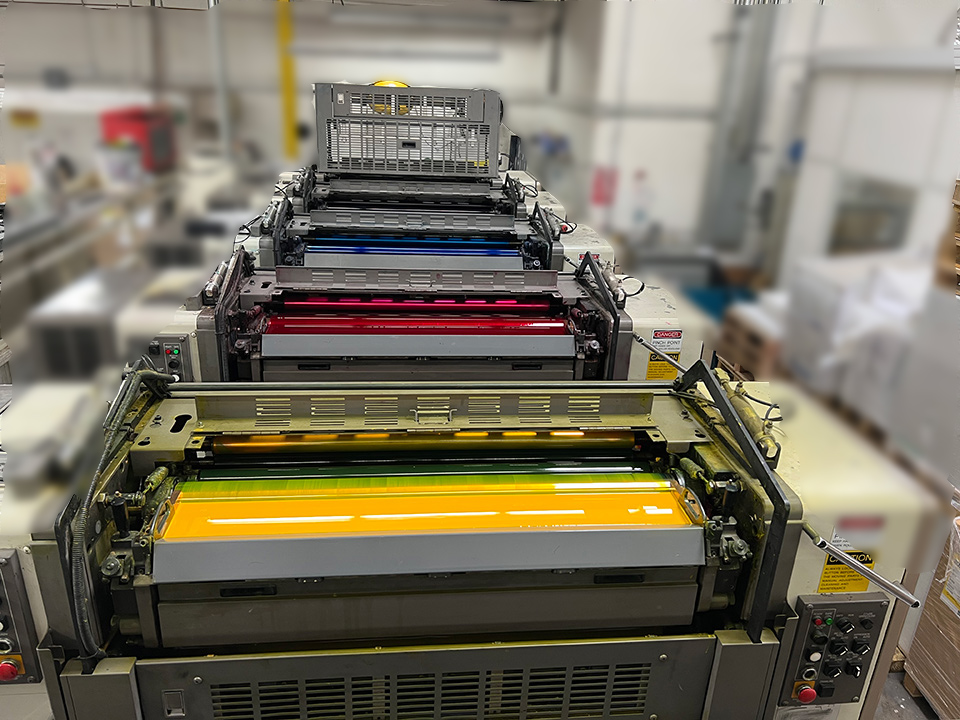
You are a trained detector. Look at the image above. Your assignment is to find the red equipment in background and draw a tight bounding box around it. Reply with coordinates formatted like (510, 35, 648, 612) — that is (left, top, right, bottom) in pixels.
(100, 106, 176, 173)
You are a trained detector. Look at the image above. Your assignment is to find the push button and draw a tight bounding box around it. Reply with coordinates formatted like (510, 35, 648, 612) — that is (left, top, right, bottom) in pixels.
(798, 686, 818, 704)
(0, 661, 19, 682)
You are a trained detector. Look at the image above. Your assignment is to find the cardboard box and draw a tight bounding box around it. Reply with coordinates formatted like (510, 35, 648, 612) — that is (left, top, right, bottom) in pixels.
(905, 516, 960, 720)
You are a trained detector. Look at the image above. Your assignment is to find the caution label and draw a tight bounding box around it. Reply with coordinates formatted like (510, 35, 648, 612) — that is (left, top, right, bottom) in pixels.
(818, 550, 875, 593)
(646, 352, 682, 381)
(645, 329, 683, 381)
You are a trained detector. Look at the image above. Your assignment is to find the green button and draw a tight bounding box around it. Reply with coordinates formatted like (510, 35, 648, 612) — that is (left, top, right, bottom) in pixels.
(173, 348, 180, 355)
(825, 618, 833, 625)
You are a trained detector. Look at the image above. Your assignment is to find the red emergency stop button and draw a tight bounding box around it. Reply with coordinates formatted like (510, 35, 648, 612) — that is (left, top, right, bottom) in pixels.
(0, 660, 20, 681)
(798, 686, 817, 704)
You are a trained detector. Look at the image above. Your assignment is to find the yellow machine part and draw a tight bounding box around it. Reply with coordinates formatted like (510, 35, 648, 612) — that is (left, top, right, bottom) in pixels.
(158, 473, 695, 542)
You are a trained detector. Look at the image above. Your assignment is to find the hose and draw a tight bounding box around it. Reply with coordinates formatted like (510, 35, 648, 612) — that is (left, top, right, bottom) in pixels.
(70, 363, 176, 670)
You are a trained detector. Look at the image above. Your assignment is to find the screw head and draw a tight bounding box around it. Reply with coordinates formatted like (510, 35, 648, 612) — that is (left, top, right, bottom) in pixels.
(193, 676, 203, 685)
(659, 654, 668, 662)
(21, 546, 31, 555)
(852, 696, 859, 702)
(650, 715, 658, 720)
(0, 558, 7, 566)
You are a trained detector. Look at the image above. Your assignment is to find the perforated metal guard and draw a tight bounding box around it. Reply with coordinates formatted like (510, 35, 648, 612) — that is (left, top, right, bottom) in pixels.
(136, 636, 716, 720)
(209, 664, 652, 720)
(316, 84, 500, 178)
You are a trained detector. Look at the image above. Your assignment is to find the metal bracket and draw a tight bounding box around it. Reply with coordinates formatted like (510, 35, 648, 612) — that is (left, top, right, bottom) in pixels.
(675, 359, 792, 643)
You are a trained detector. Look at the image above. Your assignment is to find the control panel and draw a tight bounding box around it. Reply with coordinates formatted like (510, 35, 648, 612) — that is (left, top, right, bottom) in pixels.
(0, 549, 41, 684)
(148, 334, 191, 379)
(778, 592, 889, 707)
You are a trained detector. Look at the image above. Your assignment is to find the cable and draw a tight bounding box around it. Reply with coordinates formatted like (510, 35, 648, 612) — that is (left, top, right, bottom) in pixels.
(621, 275, 645, 297)
(544, 207, 576, 234)
(70, 363, 177, 669)
(736, 382, 783, 423)
(234, 214, 264, 244)
(520, 183, 539, 198)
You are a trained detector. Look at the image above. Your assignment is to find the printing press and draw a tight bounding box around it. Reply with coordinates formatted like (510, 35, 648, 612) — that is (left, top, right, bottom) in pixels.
(0, 83, 938, 720)
(149, 85, 684, 384)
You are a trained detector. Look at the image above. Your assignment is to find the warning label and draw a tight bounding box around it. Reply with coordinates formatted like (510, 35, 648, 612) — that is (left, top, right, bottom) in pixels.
(651, 329, 683, 352)
(645, 329, 683, 381)
(646, 352, 682, 381)
(939, 534, 960, 619)
(818, 550, 875, 593)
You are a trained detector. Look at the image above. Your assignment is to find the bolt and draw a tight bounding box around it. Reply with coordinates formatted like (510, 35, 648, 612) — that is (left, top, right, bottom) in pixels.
(193, 676, 203, 685)
(806, 604, 814, 610)
(881, 602, 888, 607)
(650, 715, 658, 720)
(27, 676, 36, 682)
(0, 559, 6, 566)
(852, 696, 859, 702)
(659, 654, 668, 662)
(21, 547, 31, 555)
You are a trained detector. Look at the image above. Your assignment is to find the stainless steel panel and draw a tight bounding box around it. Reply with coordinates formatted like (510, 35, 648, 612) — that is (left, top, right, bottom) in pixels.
(275, 265, 560, 293)
(303, 251, 524, 271)
(260, 358, 577, 382)
(152, 524, 705, 584)
(260, 334, 576, 359)
(135, 636, 716, 720)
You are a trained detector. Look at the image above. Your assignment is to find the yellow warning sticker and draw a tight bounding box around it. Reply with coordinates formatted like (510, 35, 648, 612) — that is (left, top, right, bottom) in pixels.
(646, 352, 681, 381)
(818, 551, 875, 593)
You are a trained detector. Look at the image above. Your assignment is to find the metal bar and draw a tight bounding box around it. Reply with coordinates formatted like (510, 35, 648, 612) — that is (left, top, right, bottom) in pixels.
(575, 251, 620, 380)
(676, 360, 792, 642)
(801, 524, 920, 608)
(633, 335, 690, 374)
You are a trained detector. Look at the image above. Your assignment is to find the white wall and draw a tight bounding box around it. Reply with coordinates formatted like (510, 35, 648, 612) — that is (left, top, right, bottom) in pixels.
(587, 0, 733, 238)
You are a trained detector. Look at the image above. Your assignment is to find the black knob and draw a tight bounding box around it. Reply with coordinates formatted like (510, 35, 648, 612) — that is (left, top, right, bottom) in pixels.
(168, 358, 181, 370)
(851, 640, 871, 656)
(822, 663, 842, 679)
(860, 618, 874, 630)
(844, 661, 862, 678)
(810, 630, 829, 646)
(148, 342, 161, 356)
(836, 619, 855, 634)
(828, 638, 848, 656)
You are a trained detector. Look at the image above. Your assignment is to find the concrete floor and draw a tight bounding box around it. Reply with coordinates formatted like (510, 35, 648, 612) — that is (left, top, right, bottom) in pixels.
(877, 673, 939, 720)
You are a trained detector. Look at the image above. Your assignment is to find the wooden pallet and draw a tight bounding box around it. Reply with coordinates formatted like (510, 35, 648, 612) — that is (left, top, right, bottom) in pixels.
(890, 646, 906, 674)
(902, 670, 923, 699)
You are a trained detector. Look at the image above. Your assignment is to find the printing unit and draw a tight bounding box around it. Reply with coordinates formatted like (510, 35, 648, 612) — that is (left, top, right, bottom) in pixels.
(0, 367, 935, 720)
(148, 85, 694, 384)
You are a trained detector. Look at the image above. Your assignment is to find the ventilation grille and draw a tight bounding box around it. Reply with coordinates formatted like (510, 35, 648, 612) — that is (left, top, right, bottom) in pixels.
(255, 398, 292, 429)
(210, 664, 650, 720)
(347, 91, 469, 119)
(326, 119, 492, 176)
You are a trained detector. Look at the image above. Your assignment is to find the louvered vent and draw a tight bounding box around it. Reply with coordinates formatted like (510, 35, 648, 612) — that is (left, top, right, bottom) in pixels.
(208, 664, 650, 720)
(363, 397, 400, 427)
(467, 396, 502, 425)
(255, 398, 292, 428)
(518, 395, 552, 425)
(567, 396, 602, 424)
(311, 397, 347, 428)
(210, 683, 254, 720)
